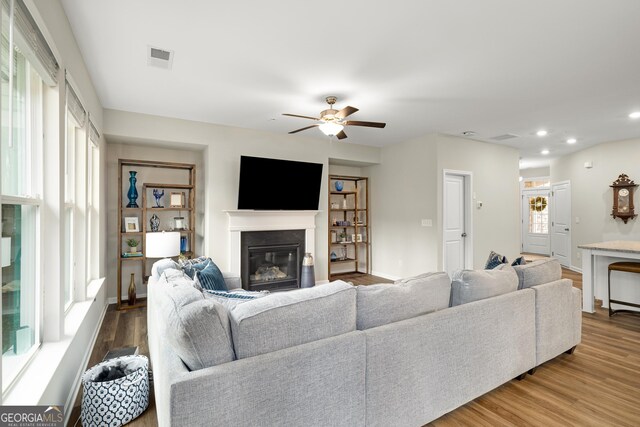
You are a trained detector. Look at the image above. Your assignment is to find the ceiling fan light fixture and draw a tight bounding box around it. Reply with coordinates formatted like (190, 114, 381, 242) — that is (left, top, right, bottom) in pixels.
(319, 122, 344, 136)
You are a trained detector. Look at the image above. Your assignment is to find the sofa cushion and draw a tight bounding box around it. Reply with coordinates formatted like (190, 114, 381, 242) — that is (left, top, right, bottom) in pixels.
(356, 272, 451, 330)
(229, 280, 356, 359)
(513, 258, 562, 289)
(156, 280, 235, 370)
(151, 258, 180, 280)
(450, 267, 518, 306)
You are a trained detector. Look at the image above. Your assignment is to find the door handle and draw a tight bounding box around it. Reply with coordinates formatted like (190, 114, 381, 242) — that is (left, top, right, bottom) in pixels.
(461, 232, 467, 237)
(564, 228, 570, 231)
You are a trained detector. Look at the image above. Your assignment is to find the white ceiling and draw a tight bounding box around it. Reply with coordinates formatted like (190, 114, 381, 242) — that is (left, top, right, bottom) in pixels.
(60, 0, 640, 169)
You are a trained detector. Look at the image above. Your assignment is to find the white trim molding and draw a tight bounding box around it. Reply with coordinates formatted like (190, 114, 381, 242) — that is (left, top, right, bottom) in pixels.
(224, 210, 321, 277)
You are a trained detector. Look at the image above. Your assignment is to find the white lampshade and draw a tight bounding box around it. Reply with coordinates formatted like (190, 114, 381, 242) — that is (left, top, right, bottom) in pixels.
(319, 122, 344, 136)
(145, 231, 180, 258)
(1, 237, 11, 268)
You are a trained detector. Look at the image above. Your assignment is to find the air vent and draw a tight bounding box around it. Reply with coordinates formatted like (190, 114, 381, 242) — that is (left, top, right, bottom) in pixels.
(490, 133, 519, 141)
(147, 46, 174, 69)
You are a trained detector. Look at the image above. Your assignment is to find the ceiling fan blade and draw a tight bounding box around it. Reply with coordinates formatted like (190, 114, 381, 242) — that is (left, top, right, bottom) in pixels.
(288, 124, 319, 134)
(282, 113, 319, 121)
(336, 130, 348, 140)
(345, 120, 386, 128)
(335, 106, 359, 119)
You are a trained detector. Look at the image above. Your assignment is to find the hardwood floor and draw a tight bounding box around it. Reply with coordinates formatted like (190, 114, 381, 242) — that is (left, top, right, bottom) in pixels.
(330, 272, 393, 285)
(70, 270, 640, 426)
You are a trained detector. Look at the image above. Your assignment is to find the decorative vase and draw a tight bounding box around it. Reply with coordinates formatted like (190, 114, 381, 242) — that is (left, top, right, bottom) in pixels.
(334, 181, 344, 192)
(128, 273, 137, 306)
(130, 246, 137, 253)
(300, 253, 315, 288)
(153, 189, 164, 208)
(330, 251, 337, 261)
(180, 236, 188, 253)
(150, 214, 160, 232)
(126, 171, 139, 208)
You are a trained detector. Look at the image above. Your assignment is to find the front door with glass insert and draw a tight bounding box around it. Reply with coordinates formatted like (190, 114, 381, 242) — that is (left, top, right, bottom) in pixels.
(522, 189, 550, 255)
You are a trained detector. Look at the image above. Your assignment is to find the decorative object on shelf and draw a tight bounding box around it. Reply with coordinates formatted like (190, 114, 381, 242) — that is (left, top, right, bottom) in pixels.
(330, 251, 337, 261)
(152, 189, 165, 208)
(124, 217, 139, 233)
(145, 231, 181, 258)
(331, 202, 340, 209)
(126, 238, 139, 253)
(121, 252, 143, 258)
(330, 230, 337, 243)
(126, 171, 139, 208)
(150, 214, 160, 232)
(334, 180, 344, 191)
(180, 236, 188, 253)
(301, 253, 315, 288)
(128, 273, 137, 306)
(173, 216, 186, 230)
(339, 231, 347, 243)
(351, 234, 356, 243)
(610, 173, 638, 223)
(170, 192, 185, 208)
(342, 198, 348, 209)
(356, 233, 363, 242)
(341, 247, 347, 260)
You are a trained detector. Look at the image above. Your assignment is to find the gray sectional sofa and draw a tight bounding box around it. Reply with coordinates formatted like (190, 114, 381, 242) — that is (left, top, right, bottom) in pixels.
(147, 259, 581, 427)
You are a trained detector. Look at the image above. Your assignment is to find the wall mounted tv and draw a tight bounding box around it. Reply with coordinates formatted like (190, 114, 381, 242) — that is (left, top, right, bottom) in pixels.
(238, 156, 323, 210)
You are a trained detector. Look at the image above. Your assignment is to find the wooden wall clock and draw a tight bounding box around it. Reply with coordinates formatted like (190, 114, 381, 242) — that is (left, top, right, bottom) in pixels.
(610, 173, 638, 223)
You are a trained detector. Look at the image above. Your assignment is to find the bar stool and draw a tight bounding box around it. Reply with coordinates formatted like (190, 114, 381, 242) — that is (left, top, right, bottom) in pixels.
(608, 261, 640, 316)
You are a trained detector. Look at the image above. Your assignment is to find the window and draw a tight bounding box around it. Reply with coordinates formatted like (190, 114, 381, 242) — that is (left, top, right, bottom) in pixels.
(528, 196, 549, 234)
(1, 7, 44, 389)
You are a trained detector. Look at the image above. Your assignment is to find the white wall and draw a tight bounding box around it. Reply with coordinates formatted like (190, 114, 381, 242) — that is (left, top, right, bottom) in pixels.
(104, 109, 381, 283)
(520, 166, 550, 179)
(367, 133, 520, 279)
(550, 137, 640, 269)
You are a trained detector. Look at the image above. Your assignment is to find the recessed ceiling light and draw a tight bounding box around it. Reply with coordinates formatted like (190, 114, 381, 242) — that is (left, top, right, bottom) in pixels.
(536, 130, 548, 137)
(629, 111, 640, 119)
(541, 149, 550, 155)
(566, 138, 577, 144)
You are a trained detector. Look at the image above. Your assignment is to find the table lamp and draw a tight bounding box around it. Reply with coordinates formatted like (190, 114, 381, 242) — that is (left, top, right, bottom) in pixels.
(145, 231, 180, 258)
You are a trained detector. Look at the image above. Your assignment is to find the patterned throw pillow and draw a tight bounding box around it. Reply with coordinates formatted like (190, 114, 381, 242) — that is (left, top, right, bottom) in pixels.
(195, 260, 228, 291)
(511, 256, 526, 266)
(485, 250, 508, 269)
(204, 289, 268, 311)
(181, 257, 209, 279)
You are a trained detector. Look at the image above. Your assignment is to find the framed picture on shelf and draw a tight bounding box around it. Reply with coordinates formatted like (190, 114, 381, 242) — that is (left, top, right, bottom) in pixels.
(169, 192, 185, 208)
(356, 234, 363, 242)
(124, 217, 139, 232)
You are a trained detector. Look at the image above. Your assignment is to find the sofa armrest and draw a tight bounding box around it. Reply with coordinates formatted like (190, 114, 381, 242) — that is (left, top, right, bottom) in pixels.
(169, 332, 366, 427)
(222, 272, 242, 290)
(531, 279, 581, 365)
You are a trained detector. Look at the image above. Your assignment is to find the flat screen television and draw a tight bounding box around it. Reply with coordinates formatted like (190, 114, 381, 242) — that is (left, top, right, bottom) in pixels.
(238, 156, 323, 210)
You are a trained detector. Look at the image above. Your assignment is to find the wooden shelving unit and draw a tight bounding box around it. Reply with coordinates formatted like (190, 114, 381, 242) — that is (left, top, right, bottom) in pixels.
(118, 159, 196, 310)
(328, 175, 370, 279)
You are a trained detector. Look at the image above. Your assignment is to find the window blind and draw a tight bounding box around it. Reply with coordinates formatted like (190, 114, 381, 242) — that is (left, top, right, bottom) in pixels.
(89, 118, 100, 147)
(66, 80, 86, 127)
(2, 0, 59, 85)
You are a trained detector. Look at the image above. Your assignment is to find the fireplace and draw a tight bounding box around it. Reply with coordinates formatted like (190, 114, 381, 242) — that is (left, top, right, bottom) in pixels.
(241, 230, 305, 292)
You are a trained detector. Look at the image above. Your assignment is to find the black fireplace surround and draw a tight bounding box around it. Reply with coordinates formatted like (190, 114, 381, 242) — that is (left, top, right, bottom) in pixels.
(241, 229, 305, 292)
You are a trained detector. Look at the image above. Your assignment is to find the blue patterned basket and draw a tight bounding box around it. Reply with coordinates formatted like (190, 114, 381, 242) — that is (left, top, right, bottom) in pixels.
(81, 355, 149, 427)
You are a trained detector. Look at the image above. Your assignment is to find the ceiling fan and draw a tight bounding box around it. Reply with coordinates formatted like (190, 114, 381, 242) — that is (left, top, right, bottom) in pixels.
(283, 96, 386, 140)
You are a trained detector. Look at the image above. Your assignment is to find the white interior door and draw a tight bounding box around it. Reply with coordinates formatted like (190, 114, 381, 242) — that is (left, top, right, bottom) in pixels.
(521, 189, 550, 255)
(551, 181, 571, 266)
(444, 174, 466, 277)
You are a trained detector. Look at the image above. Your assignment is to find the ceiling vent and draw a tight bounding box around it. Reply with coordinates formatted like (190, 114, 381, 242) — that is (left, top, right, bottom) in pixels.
(147, 46, 174, 69)
(490, 133, 519, 141)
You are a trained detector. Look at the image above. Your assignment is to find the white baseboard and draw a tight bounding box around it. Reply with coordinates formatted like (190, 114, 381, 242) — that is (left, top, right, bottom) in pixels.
(65, 302, 109, 424)
(315, 279, 330, 285)
(107, 293, 148, 305)
(569, 265, 582, 273)
(371, 270, 401, 281)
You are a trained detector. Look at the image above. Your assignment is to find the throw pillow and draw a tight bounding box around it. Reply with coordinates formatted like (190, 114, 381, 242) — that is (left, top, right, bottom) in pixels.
(195, 260, 228, 291)
(182, 258, 210, 279)
(204, 289, 268, 311)
(511, 256, 526, 266)
(485, 250, 508, 269)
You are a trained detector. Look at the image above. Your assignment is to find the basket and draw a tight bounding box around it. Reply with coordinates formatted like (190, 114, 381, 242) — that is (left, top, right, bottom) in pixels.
(81, 355, 150, 427)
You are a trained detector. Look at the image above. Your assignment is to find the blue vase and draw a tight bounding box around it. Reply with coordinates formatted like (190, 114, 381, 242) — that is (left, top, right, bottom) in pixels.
(126, 171, 139, 208)
(180, 236, 188, 252)
(335, 181, 344, 192)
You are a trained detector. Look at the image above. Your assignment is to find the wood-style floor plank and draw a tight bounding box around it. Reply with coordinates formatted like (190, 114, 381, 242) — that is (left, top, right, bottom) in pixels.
(69, 270, 640, 426)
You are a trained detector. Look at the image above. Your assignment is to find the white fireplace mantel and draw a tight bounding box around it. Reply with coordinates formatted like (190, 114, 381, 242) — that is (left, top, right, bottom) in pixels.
(224, 210, 321, 277)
